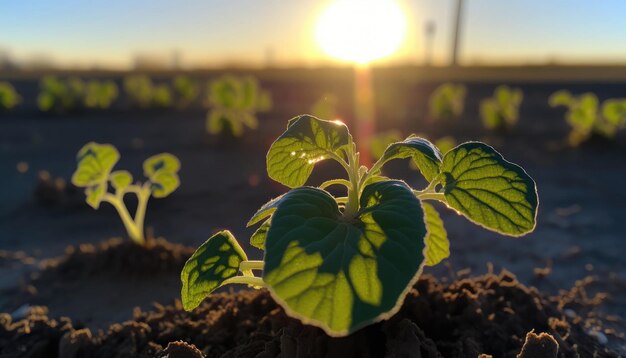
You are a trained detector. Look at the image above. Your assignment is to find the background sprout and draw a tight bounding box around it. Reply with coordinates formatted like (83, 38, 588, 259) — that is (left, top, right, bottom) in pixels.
(0, 82, 21, 110)
(310, 93, 339, 120)
(205, 75, 272, 137)
(37, 76, 86, 113)
(151, 84, 173, 108)
(549, 90, 626, 146)
(173, 75, 200, 108)
(124, 75, 154, 108)
(84, 80, 119, 109)
(428, 83, 466, 120)
(182, 115, 538, 336)
(370, 130, 403, 160)
(71, 142, 181, 245)
(480, 85, 524, 131)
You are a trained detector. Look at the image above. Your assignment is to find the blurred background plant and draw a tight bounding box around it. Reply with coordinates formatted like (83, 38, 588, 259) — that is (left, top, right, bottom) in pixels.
(37, 76, 85, 113)
(428, 83, 466, 120)
(84, 80, 118, 109)
(172, 75, 200, 109)
(480, 85, 524, 132)
(0, 81, 21, 110)
(205, 75, 272, 137)
(549, 90, 626, 146)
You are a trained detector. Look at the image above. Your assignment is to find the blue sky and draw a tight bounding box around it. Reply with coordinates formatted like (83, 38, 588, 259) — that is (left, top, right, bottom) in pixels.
(1, 0, 626, 68)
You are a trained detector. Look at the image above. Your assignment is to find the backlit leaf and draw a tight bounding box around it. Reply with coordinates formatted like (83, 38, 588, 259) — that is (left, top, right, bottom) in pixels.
(422, 203, 449, 266)
(377, 136, 442, 182)
(250, 219, 271, 250)
(85, 183, 106, 209)
(71, 142, 120, 187)
(181, 230, 248, 311)
(110, 170, 133, 191)
(267, 115, 351, 187)
(441, 142, 538, 236)
(263, 180, 426, 336)
(143, 153, 180, 178)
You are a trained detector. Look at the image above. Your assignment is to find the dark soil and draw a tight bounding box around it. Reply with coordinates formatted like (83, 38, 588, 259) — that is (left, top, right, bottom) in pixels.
(0, 271, 620, 358)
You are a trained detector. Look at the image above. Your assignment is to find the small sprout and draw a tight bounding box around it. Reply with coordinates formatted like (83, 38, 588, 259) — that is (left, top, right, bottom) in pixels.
(549, 90, 626, 146)
(173, 75, 200, 108)
(37, 76, 85, 113)
(429, 83, 466, 120)
(0, 81, 21, 110)
(151, 84, 173, 108)
(182, 115, 538, 336)
(84, 80, 118, 109)
(310, 93, 340, 120)
(480, 85, 524, 131)
(205, 75, 272, 137)
(124, 75, 154, 108)
(71, 142, 180, 245)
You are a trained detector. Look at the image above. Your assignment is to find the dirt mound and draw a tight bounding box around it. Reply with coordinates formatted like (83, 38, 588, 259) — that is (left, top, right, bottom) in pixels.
(0, 271, 620, 357)
(35, 237, 195, 279)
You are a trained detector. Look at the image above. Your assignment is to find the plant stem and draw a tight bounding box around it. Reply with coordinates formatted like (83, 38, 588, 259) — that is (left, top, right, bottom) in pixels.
(344, 144, 361, 219)
(103, 193, 144, 245)
(239, 260, 264, 272)
(133, 183, 152, 240)
(221, 276, 266, 288)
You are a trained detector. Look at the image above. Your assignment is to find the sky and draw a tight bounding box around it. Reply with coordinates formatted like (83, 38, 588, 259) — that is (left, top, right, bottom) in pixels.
(2, 0, 626, 69)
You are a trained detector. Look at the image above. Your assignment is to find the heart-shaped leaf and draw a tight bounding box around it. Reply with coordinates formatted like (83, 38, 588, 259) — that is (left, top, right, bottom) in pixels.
(71, 142, 120, 187)
(376, 136, 442, 181)
(263, 180, 426, 336)
(267, 115, 351, 188)
(150, 171, 180, 198)
(441, 142, 538, 236)
(143, 153, 180, 178)
(247, 193, 286, 227)
(422, 203, 449, 266)
(181, 230, 248, 311)
(85, 183, 106, 209)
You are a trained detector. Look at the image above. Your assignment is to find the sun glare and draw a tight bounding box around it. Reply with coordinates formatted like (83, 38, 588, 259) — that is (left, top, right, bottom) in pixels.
(315, 0, 407, 64)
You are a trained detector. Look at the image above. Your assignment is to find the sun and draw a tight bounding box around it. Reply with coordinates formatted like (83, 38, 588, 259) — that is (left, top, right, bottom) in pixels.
(315, 0, 407, 64)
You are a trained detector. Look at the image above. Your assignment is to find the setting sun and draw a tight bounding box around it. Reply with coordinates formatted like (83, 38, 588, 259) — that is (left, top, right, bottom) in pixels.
(315, 0, 407, 64)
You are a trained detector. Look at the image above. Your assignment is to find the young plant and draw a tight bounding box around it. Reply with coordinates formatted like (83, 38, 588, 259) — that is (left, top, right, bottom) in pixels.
(428, 83, 466, 120)
(310, 93, 339, 120)
(37, 76, 85, 113)
(173, 75, 200, 108)
(181, 115, 538, 336)
(205, 75, 272, 137)
(549, 90, 626, 146)
(0, 81, 21, 110)
(71, 142, 181, 245)
(480, 85, 524, 131)
(124, 75, 154, 108)
(84, 80, 118, 109)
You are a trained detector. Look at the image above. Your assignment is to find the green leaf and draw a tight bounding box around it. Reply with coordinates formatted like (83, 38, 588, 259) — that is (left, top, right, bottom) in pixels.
(85, 183, 106, 209)
(440, 142, 538, 236)
(263, 180, 427, 336)
(422, 203, 449, 266)
(266, 115, 351, 188)
(71, 142, 120, 187)
(181, 230, 248, 311)
(143, 153, 180, 178)
(150, 171, 180, 198)
(376, 136, 443, 182)
(110, 170, 133, 191)
(250, 219, 271, 250)
(247, 193, 286, 226)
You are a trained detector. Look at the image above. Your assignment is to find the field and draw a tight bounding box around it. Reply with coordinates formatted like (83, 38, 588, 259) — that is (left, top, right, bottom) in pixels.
(1, 68, 625, 356)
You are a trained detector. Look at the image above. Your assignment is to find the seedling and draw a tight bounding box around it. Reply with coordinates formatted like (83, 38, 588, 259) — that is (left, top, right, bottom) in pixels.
(310, 93, 339, 120)
(124, 75, 154, 108)
(205, 75, 272, 136)
(549, 90, 626, 146)
(71, 142, 181, 245)
(0, 82, 21, 110)
(429, 83, 466, 120)
(37, 76, 85, 113)
(181, 115, 538, 336)
(173, 75, 200, 108)
(84, 80, 118, 109)
(480, 86, 524, 131)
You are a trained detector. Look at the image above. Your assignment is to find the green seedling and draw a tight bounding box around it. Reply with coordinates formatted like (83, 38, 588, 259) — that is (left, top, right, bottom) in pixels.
(151, 84, 173, 108)
(173, 75, 200, 108)
(0, 82, 21, 110)
(311, 93, 340, 120)
(549, 90, 626, 146)
(71, 142, 181, 245)
(37, 76, 85, 113)
(480, 86, 524, 131)
(124, 75, 154, 108)
(84, 80, 118, 109)
(429, 83, 466, 120)
(181, 115, 538, 336)
(205, 75, 272, 137)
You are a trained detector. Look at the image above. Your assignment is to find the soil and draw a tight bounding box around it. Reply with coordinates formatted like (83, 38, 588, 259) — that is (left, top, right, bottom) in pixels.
(0, 271, 620, 357)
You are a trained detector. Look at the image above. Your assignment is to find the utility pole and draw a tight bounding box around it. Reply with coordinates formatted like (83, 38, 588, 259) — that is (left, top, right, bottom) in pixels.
(424, 20, 436, 66)
(451, 0, 464, 66)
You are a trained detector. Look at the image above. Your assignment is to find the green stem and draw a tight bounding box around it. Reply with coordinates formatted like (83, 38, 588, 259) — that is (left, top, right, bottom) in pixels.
(343, 143, 361, 219)
(133, 183, 152, 240)
(319, 179, 352, 190)
(221, 276, 266, 288)
(102, 193, 145, 245)
(239, 260, 264, 272)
